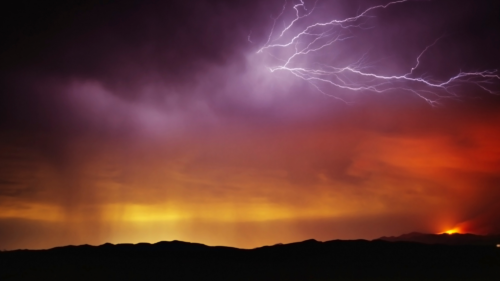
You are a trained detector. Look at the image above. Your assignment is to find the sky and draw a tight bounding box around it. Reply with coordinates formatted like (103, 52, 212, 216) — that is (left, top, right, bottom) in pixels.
(1, 0, 500, 250)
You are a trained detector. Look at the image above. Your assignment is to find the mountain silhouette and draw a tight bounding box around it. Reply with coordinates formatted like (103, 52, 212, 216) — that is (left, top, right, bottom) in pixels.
(377, 232, 500, 245)
(1, 236, 499, 280)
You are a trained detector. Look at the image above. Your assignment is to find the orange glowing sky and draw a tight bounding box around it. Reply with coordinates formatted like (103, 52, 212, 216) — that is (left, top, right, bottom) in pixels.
(0, 0, 500, 250)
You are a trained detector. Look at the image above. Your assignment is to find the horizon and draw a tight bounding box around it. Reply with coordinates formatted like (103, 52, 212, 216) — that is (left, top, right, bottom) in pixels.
(3, 231, 500, 252)
(1, 0, 500, 251)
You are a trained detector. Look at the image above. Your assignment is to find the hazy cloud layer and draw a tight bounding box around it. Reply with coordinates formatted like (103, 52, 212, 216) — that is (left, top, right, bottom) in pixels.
(1, 0, 499, 249)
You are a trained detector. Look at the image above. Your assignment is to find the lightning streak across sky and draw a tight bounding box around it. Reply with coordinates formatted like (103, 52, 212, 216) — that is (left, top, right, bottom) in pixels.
(255, 0, 500, 105)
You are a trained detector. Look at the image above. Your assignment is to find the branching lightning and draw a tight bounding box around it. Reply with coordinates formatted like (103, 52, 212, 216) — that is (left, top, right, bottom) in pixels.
(255, 0, 500, 105)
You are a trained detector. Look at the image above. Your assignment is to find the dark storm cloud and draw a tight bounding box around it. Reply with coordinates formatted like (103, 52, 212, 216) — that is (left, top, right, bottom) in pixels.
(0, 0, 281, 134)
(1, 0, 500, 250)
(1, 0, 499, 108)
(373, 0, 500, 78)
(2, 0, 266, 96)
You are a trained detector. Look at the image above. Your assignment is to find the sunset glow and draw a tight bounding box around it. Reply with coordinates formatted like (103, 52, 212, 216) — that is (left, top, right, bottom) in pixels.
(0, 0, 499, 251)
(441, 228, 461, 235)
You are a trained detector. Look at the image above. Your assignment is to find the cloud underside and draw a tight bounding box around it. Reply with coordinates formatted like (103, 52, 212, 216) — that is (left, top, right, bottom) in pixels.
(0, 0, 499, 249)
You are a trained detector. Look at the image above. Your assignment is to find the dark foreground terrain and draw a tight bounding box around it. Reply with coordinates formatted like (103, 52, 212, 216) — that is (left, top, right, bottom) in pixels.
(1, 237, 499, 280)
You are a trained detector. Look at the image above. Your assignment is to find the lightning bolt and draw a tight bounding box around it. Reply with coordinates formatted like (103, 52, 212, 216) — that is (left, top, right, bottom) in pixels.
(255, 0, 500, 105)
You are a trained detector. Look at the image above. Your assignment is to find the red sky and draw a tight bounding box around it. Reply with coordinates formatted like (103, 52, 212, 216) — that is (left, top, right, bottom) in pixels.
(0, 0, 499, 250)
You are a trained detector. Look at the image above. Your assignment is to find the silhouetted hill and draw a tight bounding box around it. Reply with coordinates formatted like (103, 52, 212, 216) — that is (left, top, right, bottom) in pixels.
(50, 240, 224, 252)
(1, 238, 499, 280)
(377, 232, 500, 245)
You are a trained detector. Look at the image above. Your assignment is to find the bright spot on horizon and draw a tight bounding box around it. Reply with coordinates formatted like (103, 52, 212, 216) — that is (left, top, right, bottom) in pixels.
(440, 228, 461, 235)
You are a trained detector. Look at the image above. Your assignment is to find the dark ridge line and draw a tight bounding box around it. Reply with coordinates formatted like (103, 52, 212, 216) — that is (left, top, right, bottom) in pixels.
(3, 232, 500, 253)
